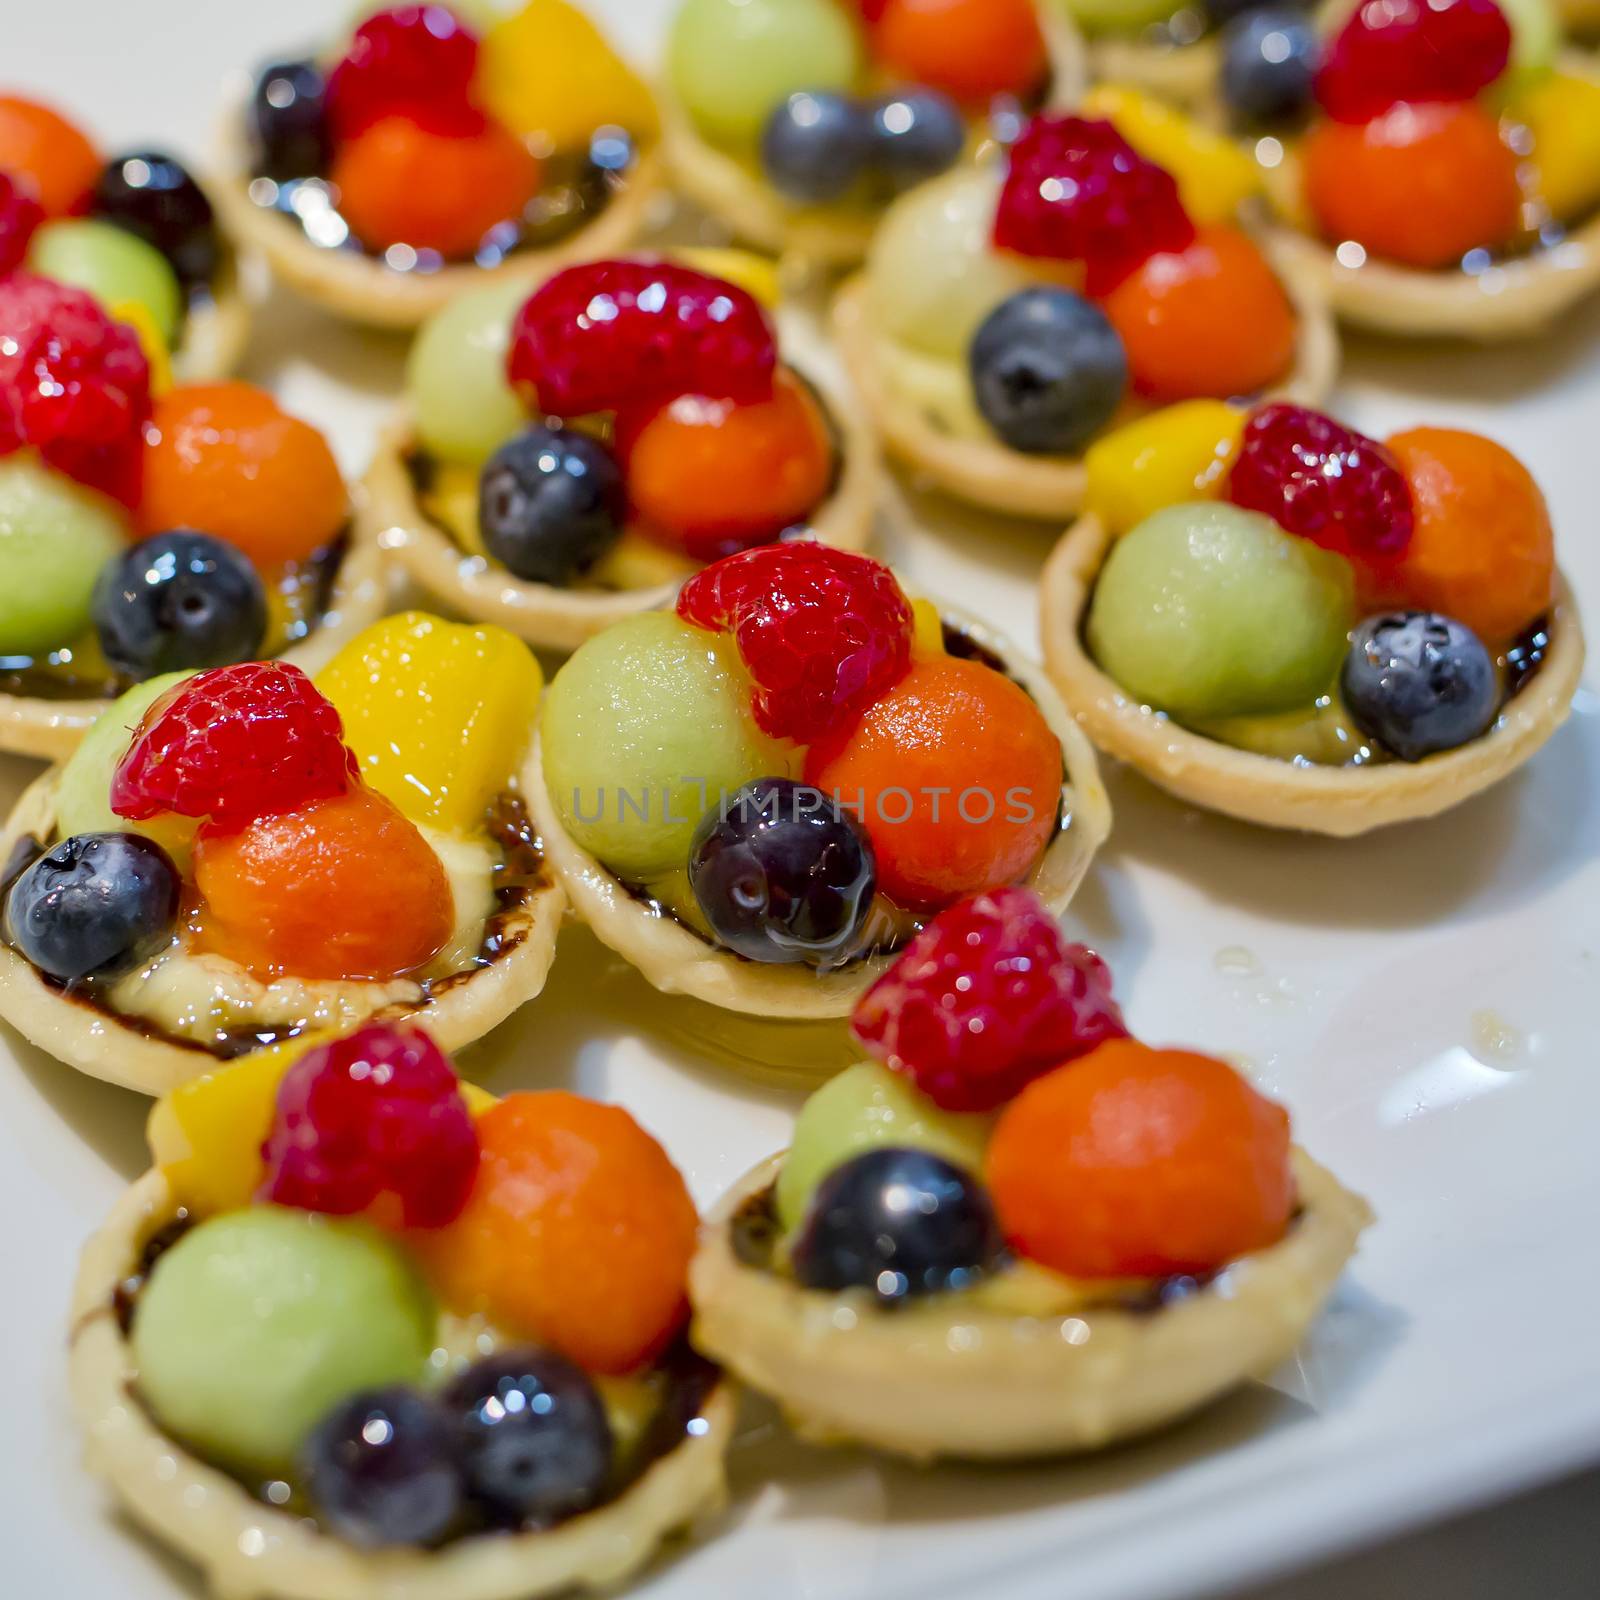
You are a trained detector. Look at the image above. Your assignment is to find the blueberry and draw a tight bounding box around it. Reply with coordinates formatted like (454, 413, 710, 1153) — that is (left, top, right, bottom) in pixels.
(301, 1387, 462, 1549)
(760, 91, 871, 204)
(866, 89, 966, 194)
(444, 1349, 612, 1528)
(91, 152, 219, 289)
(478, 425, 625, 587)
(251, 59, 332, 181)
(690, 778, 876, 967)
(1341, 611, 1500, 762)
(791, 1148, 1004, 1302)
(92, 530, 268, 681)
(1220, 10, 1320, 124)
(969, 289, 1128, 456)
(5, 833, 179, 982)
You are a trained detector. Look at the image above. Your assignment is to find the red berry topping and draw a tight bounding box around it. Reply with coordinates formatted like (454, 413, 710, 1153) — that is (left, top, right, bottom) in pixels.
(0, 271, 149, 506)
(1228, 402, 1415, 566)
(1316, 0, 1512, 124)
(111, 661, 359, 833)
(0, 170, 44, 274)
(260, 1023, 479, 1229)
(994, 115, 1195, 296)
(852, 886, 1127, 1113)
(677, 544, 914, 744)
(508, 260, 777, 419)
(327, 4, 482, 141)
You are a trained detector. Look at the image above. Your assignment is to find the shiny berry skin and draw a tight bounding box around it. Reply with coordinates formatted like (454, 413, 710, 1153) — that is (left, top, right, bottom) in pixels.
(444, 1350, 612, 1528)
(110, 661, 358, 832)
(301, 1387, 463, 1549)
(677, 544, 914, 744)
(0, 171, 44, 275)
(260, 1023, 479, 1229)
(1221, 10, 1320, 124)
(5, 833, 179, 982)
(969, 288, 1127, 455)
(0, 271, 150, 506)
(791, 1147, 1004, 1301)
(91, 151, 218, 289)
(92, 530, 268, 681)
(478, 425, 624, 586)
(866, 88, 966, 195)
(1315, 0, 1512, 124)
(1341, 610, 1499, 761)
(508, 261, 777, 419)
(1229, 402, 1414, 568)
(852, 886, 1127, 1113)
(327, 5, 482, 142)
(250, 60, 333, 180)
(760, 91, 871, 204)
(993, 115, 1195, 296)
(689, 778, 877, 966)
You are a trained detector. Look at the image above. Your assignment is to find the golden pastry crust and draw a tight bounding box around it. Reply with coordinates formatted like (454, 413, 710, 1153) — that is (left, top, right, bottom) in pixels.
(523, 606, 1112, 1021)
(1039, 512, 1587, 835)
(69, 1169, 737, 1600)
(1084, 33, 1222, 114)
(171, 234, 255, 384)
(690, 1146, 1371, 1461)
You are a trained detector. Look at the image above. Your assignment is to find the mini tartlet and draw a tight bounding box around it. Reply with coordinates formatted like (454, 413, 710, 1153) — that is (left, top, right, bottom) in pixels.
(833, 106, 1338, 520)
(214, 1, 663, 329)
(690, 888, 1372, 1459)
(72, 1026, 735, 1600)
(526, 545, 1110, 1022)
(661, 0, 1086, 267)
(0, 616, 564, 1094)
(364, 258, 882, 652)
(1039, 403, 1585, 834)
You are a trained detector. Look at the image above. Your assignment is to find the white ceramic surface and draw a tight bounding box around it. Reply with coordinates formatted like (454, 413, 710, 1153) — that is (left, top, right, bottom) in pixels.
(4, 4, 1599, 1598)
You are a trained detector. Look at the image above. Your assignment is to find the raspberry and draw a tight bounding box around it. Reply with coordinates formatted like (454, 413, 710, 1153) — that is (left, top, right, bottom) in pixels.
(508, 261, 777, 419)
(677, 544, 914, 744)
(994, 115, 1195, 297)
(111, 661, 359, 832)
(0, 271, 150, 505)
(0, 171, 44, 274)
(1228, 402, 1415, 566)
(851, 886, 1127, 1113)
(260, 1023, 479, 1229)
(1315, 0, 1513, 124)
(327, 5, 482, 142)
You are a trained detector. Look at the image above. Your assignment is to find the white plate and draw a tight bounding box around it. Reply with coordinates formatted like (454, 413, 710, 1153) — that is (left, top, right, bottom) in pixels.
(4, 4, 1599, 1597)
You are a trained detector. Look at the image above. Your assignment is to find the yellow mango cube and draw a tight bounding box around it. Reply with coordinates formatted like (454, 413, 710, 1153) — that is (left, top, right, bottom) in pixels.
(1085, 400, 1246, 536)
(110, 299, 171, 396)
(910, 598, 947, 659)
(672, 247, 782, 310)
(1511, 70, 1600, 223)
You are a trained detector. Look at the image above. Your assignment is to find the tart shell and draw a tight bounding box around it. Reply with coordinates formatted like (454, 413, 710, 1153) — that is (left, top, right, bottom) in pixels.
(0, 765, 566, 1095)
(658, 5, 1088, 269)
(690, 1146, 1371, 1461)
(0, 522, 388, 763)
(69, 1168, 737, 1600)
(1039, 513, 1587, 836)
(830, 248, 1339, 520)
(523, 606, 1112, 1020)
(1083, 34, 1221, 114)
(172, 231, 256, 384)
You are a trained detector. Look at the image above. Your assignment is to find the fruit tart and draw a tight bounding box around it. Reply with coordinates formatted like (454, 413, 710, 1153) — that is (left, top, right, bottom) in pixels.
(662, 0, 1086, 265)
(364, 256, 881, 651)
(1254, 0, 1600, 338)
(0, 615, 564, 1093)
(525, 542, 1109, 1020)
(1039, 401, 1585, 833)
(0, 92, 251, 382)
(71, 1021, 735, 1600)
(0, 282, 384, 760)
(214, 1, 663, 329)
(832, 107, 1336, 519)
(691, 887, 1371, 1458)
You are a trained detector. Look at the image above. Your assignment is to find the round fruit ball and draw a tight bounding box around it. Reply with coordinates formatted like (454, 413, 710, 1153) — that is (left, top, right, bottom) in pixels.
(872, 0, 1049, 105)
(420, 1092, 699, 1374)
(986, 1040, 1295, 1278)
(866, 88, 966, 195)
(91, 151, 218, 290)
(139, 383, 347, 567)
(27, 217, 183, 344)
(803, 655, 1063, 913)
(1220, 10, 1319, 125)
(0, 94, 101, 217)
(131, 1208, 434, 1475)
(1085, 502, 1354, 722)
(760, 91, 871, 204)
